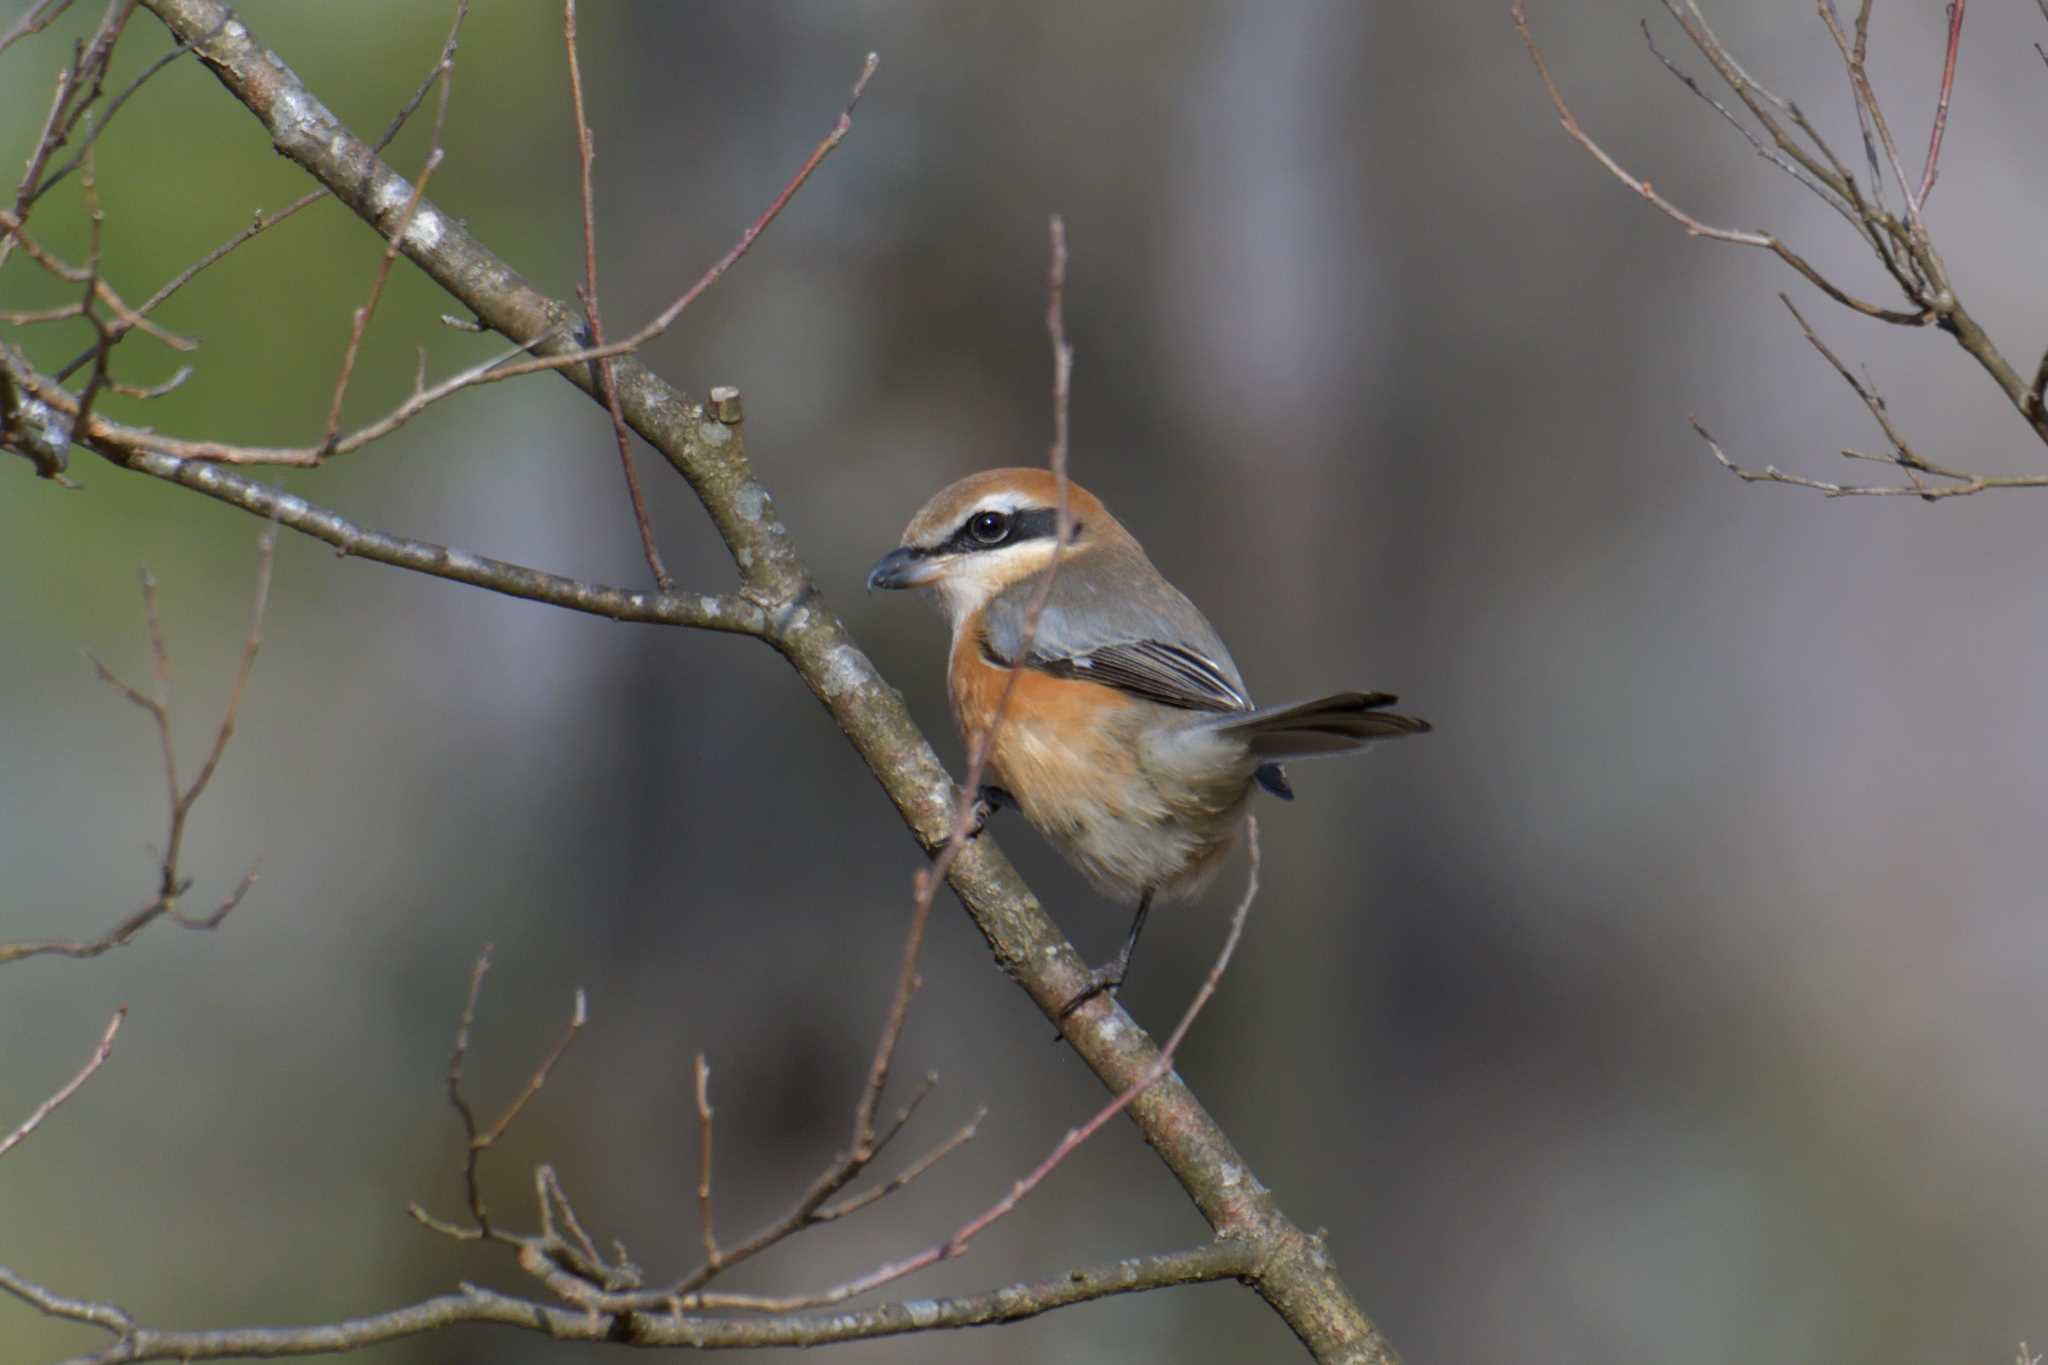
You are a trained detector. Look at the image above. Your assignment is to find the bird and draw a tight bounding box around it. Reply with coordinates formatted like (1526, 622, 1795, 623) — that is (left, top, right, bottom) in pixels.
(867, 468, 1428, 1015)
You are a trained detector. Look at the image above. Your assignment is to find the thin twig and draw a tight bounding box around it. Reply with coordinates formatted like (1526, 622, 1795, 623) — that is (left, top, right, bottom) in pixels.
(865, 215, 1074, 1140)
(693, 1054, 717, 1267)
(1916, 0, 1965, 206)
(1639, 20, 1860, 235)
(0, 527, 273, 964)
(1694, 417, 2048, 498)
(649, 217, 1075, 1309)
(631, 52, 879, 347)
(31, 19, 211, 204)
(1512, 4, 1928, 326)
(50, 3, 468, 384)
(1777, 292, 1939, 478)
(0, 0, 79, 58)
(0, 1242, 1253, 1357)
(564, 0, 671, 590)
(374, 1, 468, 153)
(0, 208, 199, 348)
(481, 989, 588, 1149)
(68, 143, 116, 445)
(0, 1009, 125, 1159)
(712, 821, 1263, 1316)
(5, 1, 140, 243)
(856, 210, 1073, 1169)
(444, 945, 495, 1233)
(814, 1105, 986, 1222)
(25, 55, 878, 472)
(1817, 0, 1919, 220)
(425, 946, 587, 1241)
(323, 67, 454, 450)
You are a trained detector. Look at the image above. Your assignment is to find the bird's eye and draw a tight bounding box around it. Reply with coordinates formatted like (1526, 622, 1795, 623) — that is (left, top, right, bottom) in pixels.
(968, 510, 1010, 545)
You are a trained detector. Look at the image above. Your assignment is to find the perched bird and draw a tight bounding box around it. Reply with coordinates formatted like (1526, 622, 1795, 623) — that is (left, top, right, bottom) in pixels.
(868, 468, 1428, 1014)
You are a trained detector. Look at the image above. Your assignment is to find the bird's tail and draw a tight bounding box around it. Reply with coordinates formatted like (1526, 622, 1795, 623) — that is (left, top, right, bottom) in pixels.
(1207, 691, 1431, 760)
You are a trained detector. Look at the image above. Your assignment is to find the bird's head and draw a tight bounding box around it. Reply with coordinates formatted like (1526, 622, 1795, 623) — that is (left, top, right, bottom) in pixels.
(867, 468, 1107, 627)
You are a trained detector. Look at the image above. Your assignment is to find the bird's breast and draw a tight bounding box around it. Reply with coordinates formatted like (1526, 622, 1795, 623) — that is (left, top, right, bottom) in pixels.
(947, 628, 1250, 903)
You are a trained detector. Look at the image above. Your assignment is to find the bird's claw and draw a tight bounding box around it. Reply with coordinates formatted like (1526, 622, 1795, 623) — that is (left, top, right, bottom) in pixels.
(1057, 961, 1125, 1020)
(964, 784, 1011, 840)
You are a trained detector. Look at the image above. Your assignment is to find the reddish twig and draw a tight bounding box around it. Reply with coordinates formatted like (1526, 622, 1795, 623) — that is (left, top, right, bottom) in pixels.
(50, 3, 468, 385)
(25, 50, 880, 472)
(1916, 0, 1965, 206)
(695, 820, 1263, 1316)
(0, 1009, 126, 1160)
(632, 52, 878, 347)
(323, 64, 454, 450)
(600, 218, 1077, 1313)
(564, 0, 671, 590)
(1511, 5, 1927, 326)
(913, 214, 1076, 920)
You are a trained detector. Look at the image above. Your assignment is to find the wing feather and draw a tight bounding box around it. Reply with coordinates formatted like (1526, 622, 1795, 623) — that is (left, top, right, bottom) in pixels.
(979, 553, 1253, 713)
(1035, 639, 1249, 711)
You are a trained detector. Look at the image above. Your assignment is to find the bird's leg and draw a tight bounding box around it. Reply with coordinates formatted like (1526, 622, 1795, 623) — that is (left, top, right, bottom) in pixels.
(964, 784, 1012, 840)
(1058, 888, 1154, 1019)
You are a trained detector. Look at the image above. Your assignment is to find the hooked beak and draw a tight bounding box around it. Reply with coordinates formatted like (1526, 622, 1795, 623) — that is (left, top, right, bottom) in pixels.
(866, 545, 942, 591)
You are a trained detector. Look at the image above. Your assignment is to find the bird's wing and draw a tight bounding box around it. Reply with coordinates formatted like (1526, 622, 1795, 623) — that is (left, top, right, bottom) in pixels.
(1033, 638, 1250, 711)
(980, 563, 1252, 713)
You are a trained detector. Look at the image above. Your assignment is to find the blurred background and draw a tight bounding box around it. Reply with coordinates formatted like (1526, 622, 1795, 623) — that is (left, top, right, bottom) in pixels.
(5, 2, 2047, 1361)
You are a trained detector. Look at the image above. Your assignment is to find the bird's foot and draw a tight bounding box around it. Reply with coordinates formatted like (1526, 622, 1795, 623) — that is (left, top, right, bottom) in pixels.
(964, 784, 1011, 840)
(1057, 960, 1126, 1020)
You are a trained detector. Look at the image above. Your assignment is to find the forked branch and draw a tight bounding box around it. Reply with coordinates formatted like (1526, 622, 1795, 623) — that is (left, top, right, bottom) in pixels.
(0, 529, 274, 965)
(1512, 0, 2048, 498)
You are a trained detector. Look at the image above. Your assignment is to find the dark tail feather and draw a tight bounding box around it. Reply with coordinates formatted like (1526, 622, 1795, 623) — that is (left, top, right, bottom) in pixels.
(1254, 762, 1295, 799)
(1212, 691, 1431, 761)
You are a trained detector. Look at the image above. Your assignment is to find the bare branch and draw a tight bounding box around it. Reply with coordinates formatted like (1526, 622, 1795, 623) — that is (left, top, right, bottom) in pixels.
(0, 208, 199, 348)
(1639, 19, 1849, 224)
(37, 6, 1408, 1353)
(30, 20, 211, 204)
(0, 1242, 1253, 1359)
(419, 946, 587, 1241)
(48, 4, 466, 385)
(24, 47, 880, 474)
(1511, 4, 1928, 327)
(1777, 292, 1946, 482)
(3, 0, 141, 232)
(0, 529, 274, 965)
(0, 355, 766, 632)
(441, 946, 494, 1234)
(0, 1009, 125, 1159)
(715, 821, 1263, 1316)
(1695, 417, 2048, 499)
